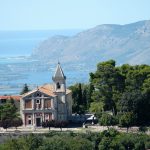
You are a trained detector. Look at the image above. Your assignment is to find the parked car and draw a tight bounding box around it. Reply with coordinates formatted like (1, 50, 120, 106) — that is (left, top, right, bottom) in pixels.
(83, 115, 98, 126)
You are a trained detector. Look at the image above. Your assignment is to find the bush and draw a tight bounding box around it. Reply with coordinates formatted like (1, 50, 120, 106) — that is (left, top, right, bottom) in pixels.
(1, 119, 11, 130)
(41, 121, 47, 128)
(11, 118, 23, 129)
(138, 126, 148, 133)
(119, 112, 135, 132)
(135, 141, 145, 150)
(41, 120, 69, 130)
(100, 113, 118, 129)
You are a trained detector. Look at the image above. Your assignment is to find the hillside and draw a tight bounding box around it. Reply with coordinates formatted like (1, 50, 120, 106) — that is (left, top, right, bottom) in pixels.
(32, 20, 150, 67)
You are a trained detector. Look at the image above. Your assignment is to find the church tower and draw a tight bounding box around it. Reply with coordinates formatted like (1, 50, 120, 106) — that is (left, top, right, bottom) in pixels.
(52, 62, 66, 93)
(52, 62, 68, 120)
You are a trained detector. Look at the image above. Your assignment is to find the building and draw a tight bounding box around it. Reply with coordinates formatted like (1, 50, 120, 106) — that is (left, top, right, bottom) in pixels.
(0, 95, 21, 110)
(20, 63, 72, 127)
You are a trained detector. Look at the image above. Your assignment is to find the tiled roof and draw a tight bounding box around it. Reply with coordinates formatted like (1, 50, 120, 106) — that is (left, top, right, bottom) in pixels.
(38, 84, 57, 97)
(22, 84, 71, 98)
(0, 95, 21, 101)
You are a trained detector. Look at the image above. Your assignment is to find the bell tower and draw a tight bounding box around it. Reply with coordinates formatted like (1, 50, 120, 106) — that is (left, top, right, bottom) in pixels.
(52, 62, 66, 93)
(52, 62, 68, 120)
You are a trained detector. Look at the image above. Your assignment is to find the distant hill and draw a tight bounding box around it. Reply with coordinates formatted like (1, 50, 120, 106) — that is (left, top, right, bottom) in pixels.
(32, 20, 150, 66)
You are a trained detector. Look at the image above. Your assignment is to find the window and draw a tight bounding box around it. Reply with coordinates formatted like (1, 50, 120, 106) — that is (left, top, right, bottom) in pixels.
(36, 99, 40, 104)
(1, 99, 6, 103)
(57, 82, 61, 89)
(45, 114, 49, 118)
(27, 115, 32, 125)
(28, 115, 31, 119)
(35, 92, 41, 97)
(28, 120, 31, 125)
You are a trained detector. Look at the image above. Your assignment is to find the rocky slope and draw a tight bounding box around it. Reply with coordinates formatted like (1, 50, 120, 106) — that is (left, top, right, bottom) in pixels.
(32, 20, 150, 66)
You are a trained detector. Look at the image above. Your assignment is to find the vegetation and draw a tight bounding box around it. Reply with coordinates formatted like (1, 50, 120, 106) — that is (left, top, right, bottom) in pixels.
(70, 60, 150, 127)
(0, 100, 22, 130)
(0, 60, 150, 149)
(119, 112, 135, 132)
(69, 83, 93, 114)
(100, 113, 117, 129)
(70, 60, 150, 131)
(42, 120, 69, 131)
(0, 130, 150, 150)
(20, 83, 30, 95)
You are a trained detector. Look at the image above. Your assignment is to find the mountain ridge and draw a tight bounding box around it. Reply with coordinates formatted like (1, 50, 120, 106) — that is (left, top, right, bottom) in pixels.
(32, 20, 150, 66)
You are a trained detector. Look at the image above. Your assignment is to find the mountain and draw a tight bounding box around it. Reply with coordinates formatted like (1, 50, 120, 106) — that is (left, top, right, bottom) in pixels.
(32, 20, 150, 67)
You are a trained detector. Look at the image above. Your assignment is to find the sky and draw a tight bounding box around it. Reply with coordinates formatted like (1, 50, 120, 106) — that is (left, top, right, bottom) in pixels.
(0, 0, 150, 30)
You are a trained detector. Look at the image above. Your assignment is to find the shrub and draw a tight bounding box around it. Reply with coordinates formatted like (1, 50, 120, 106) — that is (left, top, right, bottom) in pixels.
(138, 126, 148, 133)
(135, 141, 145, 150)
(1, 119, 11, 130)
(11, 118, 23, 129)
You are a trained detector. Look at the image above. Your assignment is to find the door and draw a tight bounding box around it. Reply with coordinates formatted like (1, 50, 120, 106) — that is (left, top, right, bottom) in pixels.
(36, 118, 41, 127)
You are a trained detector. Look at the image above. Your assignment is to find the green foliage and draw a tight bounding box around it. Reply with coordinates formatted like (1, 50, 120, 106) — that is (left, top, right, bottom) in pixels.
(135, 141, 145, 150)
(1, 131, 150, 150)
(11, 118, 23, 129)
(119, 112, 135, 132)
(42, 120, 69, 131)
(0, 101, 18, 121)
(138, 126, 148, 133)
(90, 60, 125, 115)
(0, 101, 22, 130)
(1, 133, 93, 150)
(70, 60, 150, 126)
(100, 113, 118, 128)
(20, 83, 30, 95)
(89, 60, 150, 125)
(89, 101, 104, 115)
(69, 83, 92, 114)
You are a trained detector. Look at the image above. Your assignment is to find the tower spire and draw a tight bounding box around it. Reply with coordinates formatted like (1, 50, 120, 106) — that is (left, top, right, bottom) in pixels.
(52, 62, 66, 93)
(53, 62, 66, 80)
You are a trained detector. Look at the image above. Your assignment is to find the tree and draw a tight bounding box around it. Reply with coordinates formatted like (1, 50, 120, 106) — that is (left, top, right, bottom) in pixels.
(69, 83, 90, 114)
(70, 60, 150, 126)
(11, 118, 23, 129)
(47, 120, 54, 131)
(0, 101, 22, 130)
(119, 112, 135, 132)
(89, 101, 104, 117)
(90, 60, 124, 115)
(0, 102, 18, 121)
(98, 137, 112, 150)
(100, 113, 117, 129)
(135, 141, 145, 150)
(138, 126, 148, 133)
(20, 83, 30, 95)
(1, 119, 11, 130)
(54, 121, 68, 131)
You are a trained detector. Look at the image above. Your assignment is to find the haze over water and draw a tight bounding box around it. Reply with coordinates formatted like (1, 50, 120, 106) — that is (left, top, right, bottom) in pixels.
(0, 29, 82, 56)
(0, 29, 87, 95)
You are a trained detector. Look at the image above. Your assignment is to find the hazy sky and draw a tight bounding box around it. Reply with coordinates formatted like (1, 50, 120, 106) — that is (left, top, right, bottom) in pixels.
(0, 0, 150, 30)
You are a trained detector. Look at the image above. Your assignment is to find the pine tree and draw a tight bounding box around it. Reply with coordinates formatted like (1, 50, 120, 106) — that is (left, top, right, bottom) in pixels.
(20, 83, 30, 95)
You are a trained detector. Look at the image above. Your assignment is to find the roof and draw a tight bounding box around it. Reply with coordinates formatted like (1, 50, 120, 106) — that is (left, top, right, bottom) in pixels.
(22, 84, 71, 98)
(0, 95, 21, 101)
(53, 62, 66, 80)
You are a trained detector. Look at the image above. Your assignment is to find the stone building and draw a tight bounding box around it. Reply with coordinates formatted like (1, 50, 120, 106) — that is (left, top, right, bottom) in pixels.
(20, 63, 72, 127)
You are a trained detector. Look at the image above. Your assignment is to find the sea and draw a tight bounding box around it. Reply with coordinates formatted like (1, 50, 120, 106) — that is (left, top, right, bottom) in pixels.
(0, 29, 89, 95)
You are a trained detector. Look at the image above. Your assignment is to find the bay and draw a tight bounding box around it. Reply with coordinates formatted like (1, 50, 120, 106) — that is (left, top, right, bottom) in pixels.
(0, 29, 89, 95)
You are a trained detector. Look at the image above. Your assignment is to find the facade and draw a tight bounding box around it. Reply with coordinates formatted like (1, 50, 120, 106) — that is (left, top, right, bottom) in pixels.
(20, 63, 72, 127)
